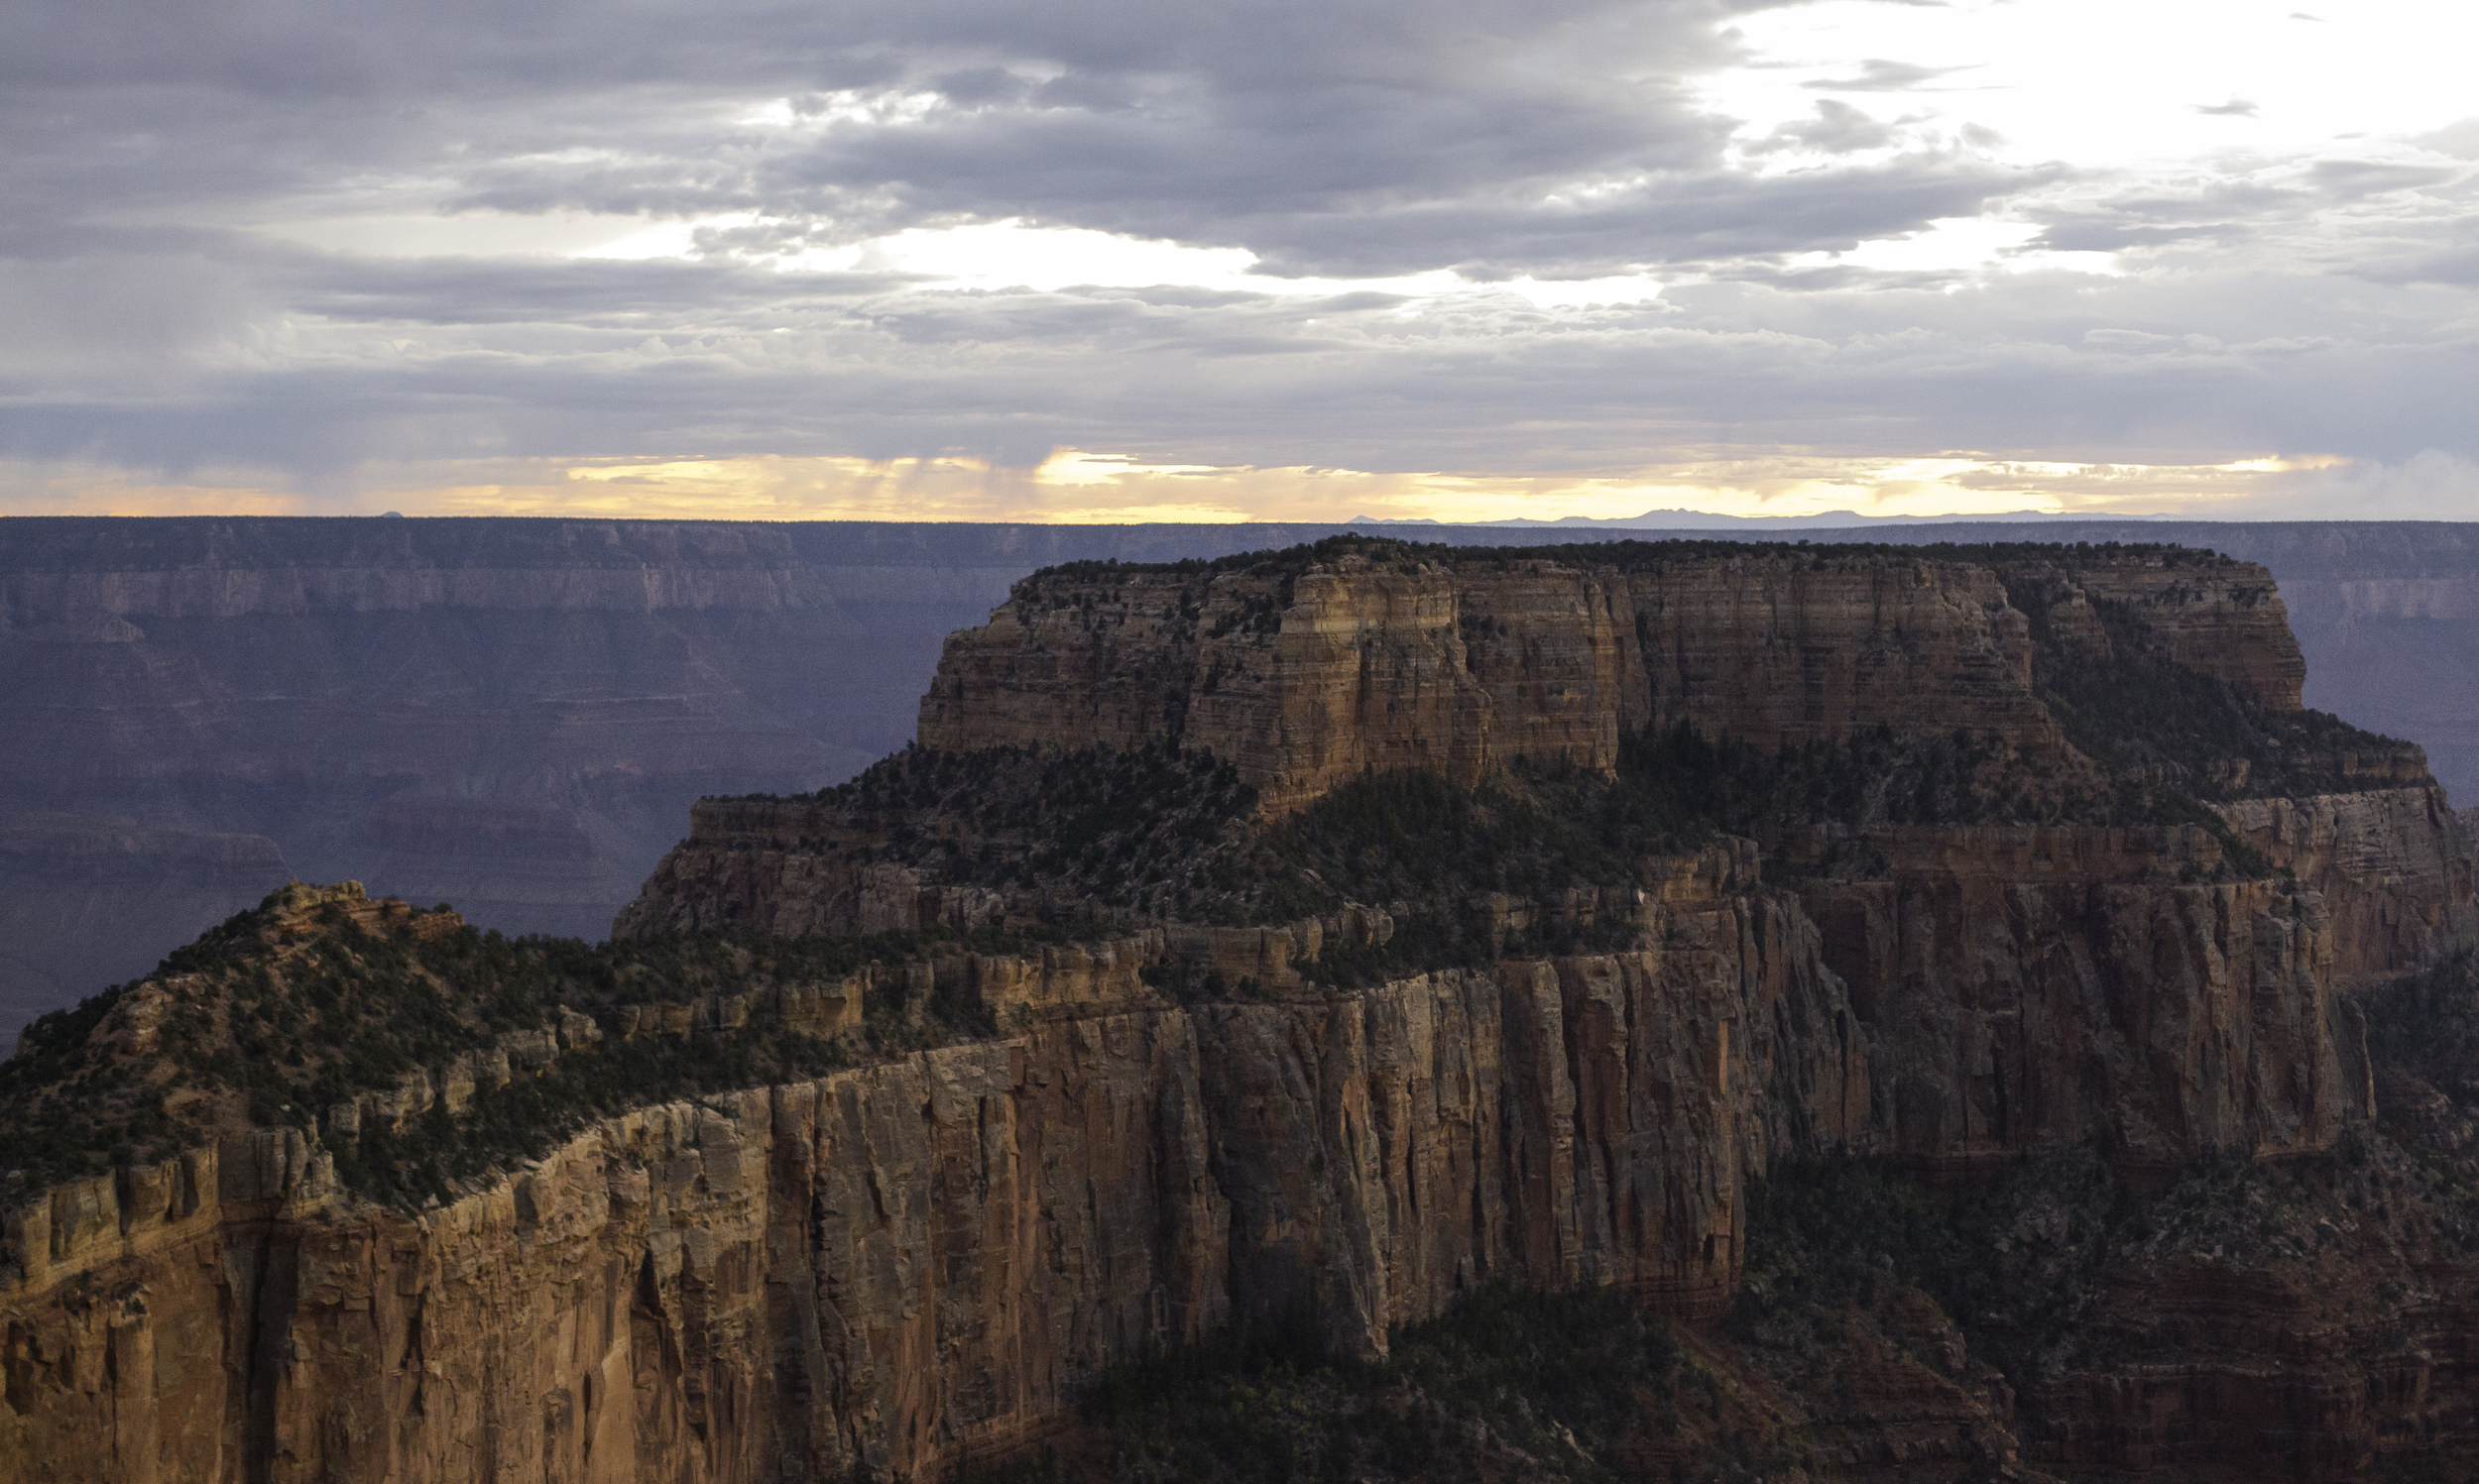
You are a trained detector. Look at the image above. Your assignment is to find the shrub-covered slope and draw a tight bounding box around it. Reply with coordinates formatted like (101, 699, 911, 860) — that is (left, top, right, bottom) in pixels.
(0, 881, 1006, 1204)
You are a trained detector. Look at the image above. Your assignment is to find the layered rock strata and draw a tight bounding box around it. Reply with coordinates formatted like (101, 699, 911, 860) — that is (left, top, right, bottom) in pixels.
(1798, 825, 2369, 1177)
(666, 543, 2468, 1185)
(8, 538, 2477, 1483)
(2217, 787, 2478, 986)
(915, 546, 2306, 814)
(0, 852, 1864, 1482)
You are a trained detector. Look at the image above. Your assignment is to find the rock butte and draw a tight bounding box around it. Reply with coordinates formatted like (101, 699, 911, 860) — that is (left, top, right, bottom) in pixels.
(3, 539, 2475, 1483)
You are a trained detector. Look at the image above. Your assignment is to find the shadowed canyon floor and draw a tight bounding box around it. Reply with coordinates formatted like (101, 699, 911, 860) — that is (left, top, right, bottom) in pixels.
(3, 535, 2477, 1482)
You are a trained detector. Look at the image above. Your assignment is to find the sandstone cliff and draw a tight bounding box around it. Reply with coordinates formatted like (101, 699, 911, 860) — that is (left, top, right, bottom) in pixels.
(913, 541, 2334, 815)
(8, 536, 2478, 1484)
(1800, 827, 2366, 1177)
(663, 538, 2461, 1186)
(919, 549, 2039, 813)
(2218, 787, 2478, 987)
(1, 853, 1865, 1482)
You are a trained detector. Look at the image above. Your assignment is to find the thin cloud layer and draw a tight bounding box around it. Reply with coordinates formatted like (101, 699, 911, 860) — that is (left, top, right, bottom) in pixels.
(1, 0, 2473, 516)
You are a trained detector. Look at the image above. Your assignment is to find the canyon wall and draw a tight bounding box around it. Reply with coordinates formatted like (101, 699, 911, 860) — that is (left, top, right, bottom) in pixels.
(713, 545, 2451, 1189)
(918, 546, 2314, 812)
(1800, 827, 2367, 1177)
(4, 516, 2476, 1047)
(2218, 787, 2478, 988)
(0, 851, 1866, 1482)
(1871, 520, 2479, 807)
(8, 538, 2478, 1481)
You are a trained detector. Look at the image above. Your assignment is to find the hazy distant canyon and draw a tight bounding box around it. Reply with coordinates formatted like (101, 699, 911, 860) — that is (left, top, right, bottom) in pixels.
(3, 515, 2475, 1042)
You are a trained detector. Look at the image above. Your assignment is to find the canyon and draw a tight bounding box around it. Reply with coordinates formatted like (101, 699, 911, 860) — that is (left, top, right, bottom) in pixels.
(5, 515, 2479, 1048)
(5, 535, 2476, 1481)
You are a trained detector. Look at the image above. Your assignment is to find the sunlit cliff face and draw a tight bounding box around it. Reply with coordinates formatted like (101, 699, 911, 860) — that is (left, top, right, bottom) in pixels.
(4, 0, 2473, 521)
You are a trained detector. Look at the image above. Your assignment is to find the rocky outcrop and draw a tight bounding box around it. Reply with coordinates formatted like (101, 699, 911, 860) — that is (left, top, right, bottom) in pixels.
(919, 548, 2125, 813)
(1999, 555, 2305, 709)
(12, 533, 2479, 1483)
(0, 850, 1864, 1482)
(612, 798, 1010, 940)
(1947, 518, 2479, 807)
(916, 545, 2315, 815)
(2218, 787, 2478, 988)
(1798, 825, 2367, 1178)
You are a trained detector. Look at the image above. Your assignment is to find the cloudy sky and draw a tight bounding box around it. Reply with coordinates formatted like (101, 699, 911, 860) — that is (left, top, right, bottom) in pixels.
(5, 0, 2475, 522)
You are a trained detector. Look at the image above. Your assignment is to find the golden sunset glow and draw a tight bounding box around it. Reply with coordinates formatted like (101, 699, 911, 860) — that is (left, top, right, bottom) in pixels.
(0, 450, 2391, 525)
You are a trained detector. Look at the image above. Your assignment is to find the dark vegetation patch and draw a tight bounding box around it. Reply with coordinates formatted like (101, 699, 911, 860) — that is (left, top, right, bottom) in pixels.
(731, 719, 2299, 999)
(815, 727, 2088, 989)
(958, 1285, 1699, 1484)
(2361, 951, 2479, 1117)
(0, 889, 1003, 1200)
(2006, 577, 2415, 803)
(1027, 532, 2247, 585)
(1731, 1151, 2122, 1393)
(323, 1028, 854, 1210)
(1735, 1115, 2479, 1462)
(2362, 953, 2479, 1238)
(738, 741, 1262, 926)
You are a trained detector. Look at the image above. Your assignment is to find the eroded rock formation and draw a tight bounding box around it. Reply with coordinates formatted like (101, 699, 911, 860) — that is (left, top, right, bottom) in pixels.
(5, 536, 2476, 1482)
(915, 544, 2321, 816)
(2, 851, 1863, 1482)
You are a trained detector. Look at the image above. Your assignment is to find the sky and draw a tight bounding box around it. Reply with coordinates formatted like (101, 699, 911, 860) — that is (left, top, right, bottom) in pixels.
(4, 0, 2475, 524)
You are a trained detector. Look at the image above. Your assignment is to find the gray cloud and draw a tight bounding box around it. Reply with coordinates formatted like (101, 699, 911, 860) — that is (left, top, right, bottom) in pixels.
(1749, 100, 1899, 155)
(1, 0, 2474, 502)
(1803, 58, 1972, 92)
(2, 0, 2033, 282)
(8, 214, 2472, 489)
(2418, 118, 2479, 159)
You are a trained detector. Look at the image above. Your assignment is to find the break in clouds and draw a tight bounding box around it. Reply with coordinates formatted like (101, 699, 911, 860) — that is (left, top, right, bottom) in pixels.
(0, 0, 2473, 512)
